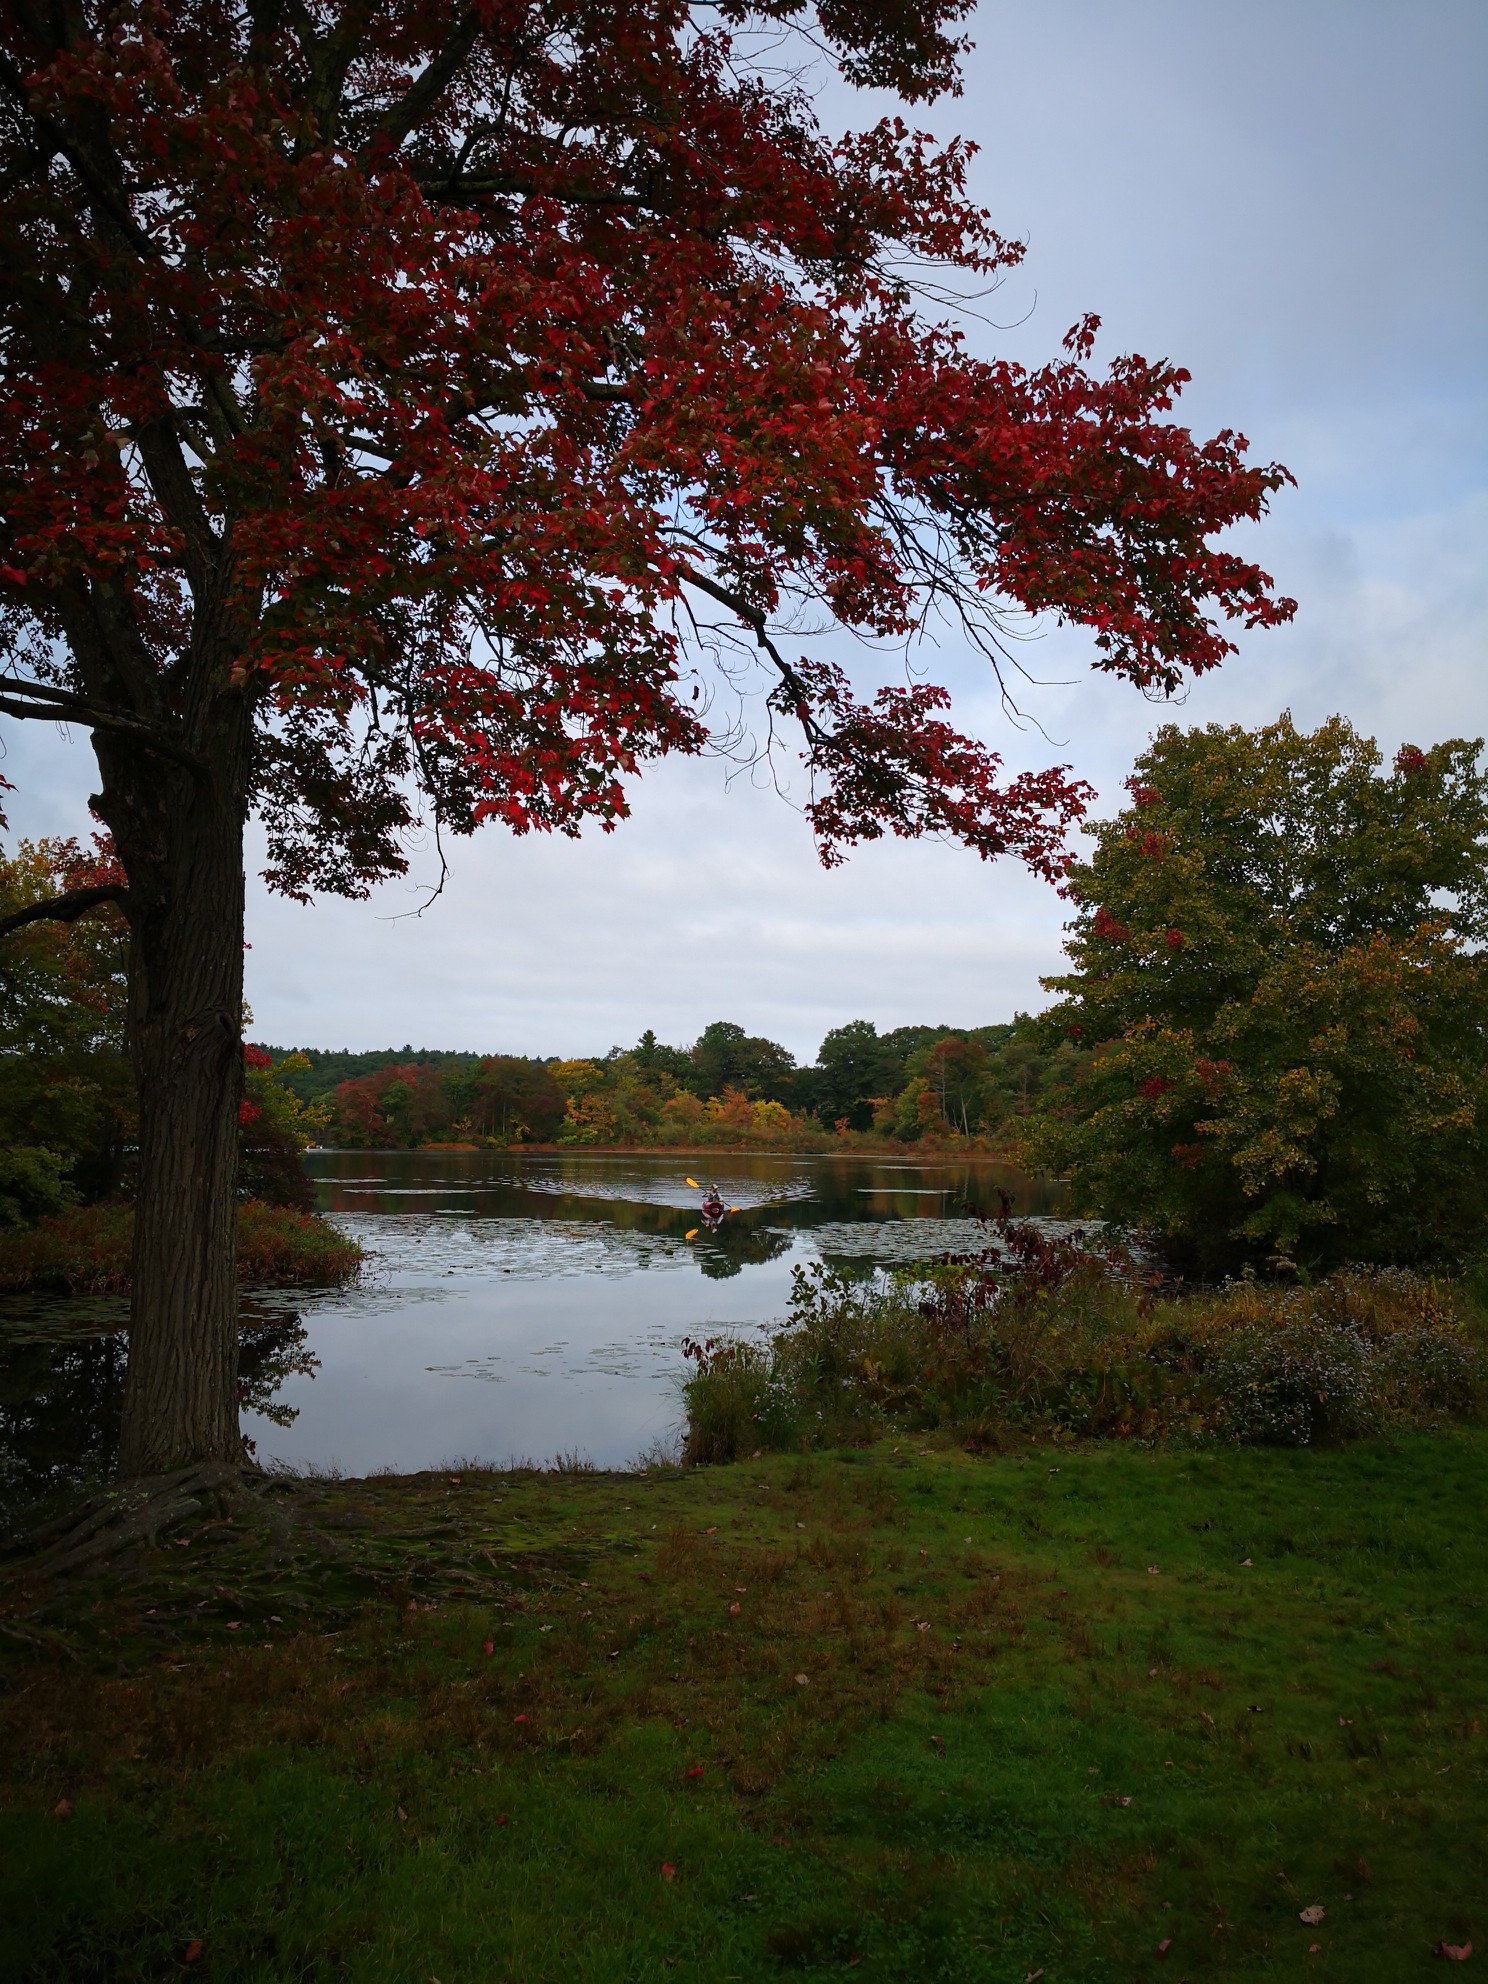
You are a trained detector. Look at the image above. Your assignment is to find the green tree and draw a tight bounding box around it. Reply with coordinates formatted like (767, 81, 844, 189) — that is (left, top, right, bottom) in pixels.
(813, 1020, 892, 1130)
(0, 836, 132, 1222)
(689, 1023, 797, 1104)
(239, 1050, 330, 1208)
(877, 1032, 992, 1139)
(1026, 716, 1488, 1272)
(629, 1030, 698, 1091)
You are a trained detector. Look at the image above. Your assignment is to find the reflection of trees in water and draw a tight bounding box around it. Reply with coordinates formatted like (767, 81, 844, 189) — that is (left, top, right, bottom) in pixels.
(311, 1152, 1066, 1227)
(0, 1328, 125, 1509)
(694, 1223, 793, 1280)
(0, 1314, 315, 1506)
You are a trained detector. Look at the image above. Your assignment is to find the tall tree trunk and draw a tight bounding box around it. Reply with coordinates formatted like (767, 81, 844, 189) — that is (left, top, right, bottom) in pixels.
(92, 696, 252, 1477)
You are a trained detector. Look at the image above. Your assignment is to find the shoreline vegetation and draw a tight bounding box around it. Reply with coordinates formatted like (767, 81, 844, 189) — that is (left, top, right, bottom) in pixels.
(0, 1201, 362, 1298)
(681, 1228, 1486, 1464)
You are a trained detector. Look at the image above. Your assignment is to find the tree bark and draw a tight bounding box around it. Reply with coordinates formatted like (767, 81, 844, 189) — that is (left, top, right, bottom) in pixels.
(91, 693, 253, 1478)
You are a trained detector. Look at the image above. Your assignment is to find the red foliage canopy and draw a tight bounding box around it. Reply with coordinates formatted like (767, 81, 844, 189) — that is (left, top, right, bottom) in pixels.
(0, 0, 1294, 893)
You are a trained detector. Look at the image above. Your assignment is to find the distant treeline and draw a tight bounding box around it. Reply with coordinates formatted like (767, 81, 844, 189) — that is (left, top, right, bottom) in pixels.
(252, 1020, 1088, 1150)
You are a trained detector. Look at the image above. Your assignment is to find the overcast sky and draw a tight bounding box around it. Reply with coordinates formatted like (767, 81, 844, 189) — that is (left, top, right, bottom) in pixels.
(5, 0, 1485, 1061)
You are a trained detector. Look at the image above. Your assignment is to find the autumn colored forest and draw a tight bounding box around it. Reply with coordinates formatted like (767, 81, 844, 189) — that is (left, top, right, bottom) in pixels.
(257, 1017, 1085, 1152)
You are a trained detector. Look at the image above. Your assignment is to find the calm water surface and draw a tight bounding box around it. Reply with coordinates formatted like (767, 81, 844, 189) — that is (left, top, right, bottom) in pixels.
(0, 1150, 1064, 1494)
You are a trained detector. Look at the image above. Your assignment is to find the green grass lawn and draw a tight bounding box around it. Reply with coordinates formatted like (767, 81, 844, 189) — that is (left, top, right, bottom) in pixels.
(3, 1430, 1485, 1982)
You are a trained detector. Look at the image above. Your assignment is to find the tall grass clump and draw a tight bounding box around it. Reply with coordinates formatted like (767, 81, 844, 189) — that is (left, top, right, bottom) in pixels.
(681, 1219, 1485, 1462)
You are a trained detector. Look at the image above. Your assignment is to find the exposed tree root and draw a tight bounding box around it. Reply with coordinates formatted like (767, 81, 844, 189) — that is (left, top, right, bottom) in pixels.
(17, 1464, 340, 1581)
(0, 1468, 610, 1662)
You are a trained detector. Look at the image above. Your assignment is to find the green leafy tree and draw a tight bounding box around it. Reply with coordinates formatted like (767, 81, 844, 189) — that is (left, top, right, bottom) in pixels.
(0, 836, 132, 1222)
(630, 1030, 696, 1088)
(877, 1032, 990, 1139)
(239, 1049, 330, 1207)
(813, 1020, 893, 1130)
(1027, 716, 1488, 1272)
(689, 1022, 797, 1104)
(921, 1035, 991, 1136)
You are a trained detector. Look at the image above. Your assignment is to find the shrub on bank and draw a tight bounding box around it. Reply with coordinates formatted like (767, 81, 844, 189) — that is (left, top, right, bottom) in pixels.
(0, 1200, 361, 1294)
(234, 1201, 362, 1285)
(681, 1226, 1485, 1462)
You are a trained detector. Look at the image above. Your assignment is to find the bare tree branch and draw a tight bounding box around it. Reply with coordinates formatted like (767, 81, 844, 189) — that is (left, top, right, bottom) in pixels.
(675, 563, 824, 736)
(0, 884, 128, 941)
(0, 678, 206, 769)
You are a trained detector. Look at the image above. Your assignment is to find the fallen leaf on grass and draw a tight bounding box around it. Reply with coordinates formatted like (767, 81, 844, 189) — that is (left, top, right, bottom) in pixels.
(512, 1714, 529, 1725)
(1299, 1905, 1325, 1925)
(728, 1603, 740, 1616)
(183, 1942, 203, 1964)
(1241, 1558, 1253, 1567)
(1309, 1943, 1322, 1954)
(1156, 1940, 1172, 1958)
(1434, 1941, 1473, 1961)
(685, 1766, 703, 1780)
(52, 1798, 72, 1819)
(793, 1673, 810, 1686)
(1147, 1565, 1160, 1575)
(495, 1815, 508, 1827)
(483, 1641, 494, 1654)
(660, 1862, 676, 1881)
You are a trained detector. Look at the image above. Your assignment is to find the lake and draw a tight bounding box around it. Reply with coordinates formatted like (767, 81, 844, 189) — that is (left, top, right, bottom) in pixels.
(0, 1149, 1065, 1499)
